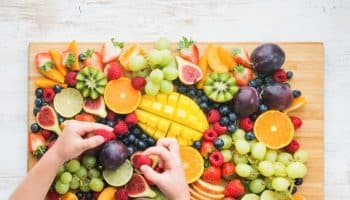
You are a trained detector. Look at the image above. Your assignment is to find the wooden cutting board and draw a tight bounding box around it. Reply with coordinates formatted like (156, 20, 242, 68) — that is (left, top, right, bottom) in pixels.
(28, 42, 324, 199)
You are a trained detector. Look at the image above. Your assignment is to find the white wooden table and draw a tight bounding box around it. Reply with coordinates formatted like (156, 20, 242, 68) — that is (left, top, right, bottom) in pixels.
(0, 0, 349, 199)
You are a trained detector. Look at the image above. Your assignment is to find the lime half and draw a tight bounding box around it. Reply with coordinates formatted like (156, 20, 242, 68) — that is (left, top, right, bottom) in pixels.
(242, 194, 260, 200)
(103, 160, 133, 187)
(54, 88, 83, 118)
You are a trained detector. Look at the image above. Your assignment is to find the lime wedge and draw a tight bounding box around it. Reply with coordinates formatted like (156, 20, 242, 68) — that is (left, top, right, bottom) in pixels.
(241, 193, 260, 200)
(54, 88, 83, 118)
(260, 190, 278, 200)
(103, 160, 133, 187)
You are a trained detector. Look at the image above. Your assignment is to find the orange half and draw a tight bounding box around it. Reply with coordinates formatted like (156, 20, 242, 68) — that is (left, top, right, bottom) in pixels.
(179, 146, 204, 184)
(254, 110, 294, 149)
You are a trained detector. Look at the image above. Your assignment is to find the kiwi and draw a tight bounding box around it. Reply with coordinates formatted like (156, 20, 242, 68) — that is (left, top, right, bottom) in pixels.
(203, 73, 239, 102)
(76, 67, 107, 99)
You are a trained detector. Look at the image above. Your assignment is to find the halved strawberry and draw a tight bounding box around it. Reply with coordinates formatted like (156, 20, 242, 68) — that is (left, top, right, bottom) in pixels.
(28, 133, 46, 158)
(177, 37, 199, 65)
(233, 65, 254, 86)
(101, 38, 124, 64)
(61, 50, 76, 69)
(232, 48, 251, 68)
(83, 49, 103, 71)
(35, 52, 54, 71)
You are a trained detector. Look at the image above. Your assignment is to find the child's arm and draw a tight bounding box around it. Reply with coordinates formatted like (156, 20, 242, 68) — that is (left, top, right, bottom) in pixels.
(10, 121, 111, 200)
(141, 138, 190, 200)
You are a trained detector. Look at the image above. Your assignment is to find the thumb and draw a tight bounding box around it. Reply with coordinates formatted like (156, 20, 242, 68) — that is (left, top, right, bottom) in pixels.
(80, 136, 104, 151)
(140, 165, 162, 184)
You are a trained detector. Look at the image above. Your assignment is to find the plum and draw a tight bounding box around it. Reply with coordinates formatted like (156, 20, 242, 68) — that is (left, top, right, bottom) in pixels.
(250, 43, 285, 73)
(99, 141, 128, 170)
(232, 86, 259, 117)
(262, 83, 293, 110)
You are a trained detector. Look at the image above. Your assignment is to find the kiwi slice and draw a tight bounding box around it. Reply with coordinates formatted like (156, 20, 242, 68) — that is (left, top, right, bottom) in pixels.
(203, 73, 239, 102)
(76, 67, 107, 100)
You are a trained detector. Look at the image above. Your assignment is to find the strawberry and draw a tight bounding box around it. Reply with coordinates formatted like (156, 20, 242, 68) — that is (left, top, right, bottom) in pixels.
(28, 133, 47, 158)
(273, 69, 287, 83)
(131, 76, 147, 90)
(43, 88, 55, 102)
(224, 179, 245, 198)
(200, 141, 215, 158)
(203, 128, 218, 142)
(213, 122, 227, 135)
(83, 49, 103, 71)
(41, 130, 53, 140)
(233, 65, 254, 86)
(61, 50, 76, 69)
(132, 154, 152, 170)
(232, 48, 251, 68)
(113, 120, 128, 135)
(290, 116, 302, 130)
(285, 139, 300, 153)
(222, 162, 236, 180)
(65, 71, 77, 87)
(114, 187, 128, 200)
(177, 37, 199, 64)
(239, 117, 253, 131)
(201, 166, 221, 184)
(209, 151, 224, 167)
(207, 109, 221, 123)
(125, 112, 138, 125)
(104, 61, 123, 81)
(35, 53, 54, 70)
(101, 38, 124, 64)
(94, 129, 116, 142)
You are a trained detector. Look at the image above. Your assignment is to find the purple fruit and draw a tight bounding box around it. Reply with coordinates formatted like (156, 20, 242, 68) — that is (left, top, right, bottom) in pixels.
(233, 86, 259, 117)
(250, 43, 285, 73)
(99, 140, 128, 170)
(262, 83, 293, 110)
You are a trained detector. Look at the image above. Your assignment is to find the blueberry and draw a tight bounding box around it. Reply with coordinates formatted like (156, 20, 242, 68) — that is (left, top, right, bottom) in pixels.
(140, 133, 148, 140)
(196, 90, 204, 96)
(245, 132, 255, 140)
(106, 121, 115, 127)
(286, 71, 293, 79)
(250, 114, 259, 121)
(146, 137, 156, 146)
(76, 192, 84, 199)
(227, 124, 237, 133)
(85, 191, 92, 200)
(177, 85, 187, 94)
(31, 123, 40, 133)
(193, 140, 201, 150)
(97, 119, 107, 124)
(35, 88, 43, 98)
(34, 98, 42, 107)
(122, 137, 130, 145)
(219, 105, 230, 115)
(259, 104, 268, 112)
(78, 53, 86, 61)
(127, 134, 136, 143)
(213, 138, 224, 149)
(33, 107, 40, 116)
(291, 186, 297, 194)
(134, 138, 140, 146)
(199, 102, 209, 112)
(292, 90, 302, 98)
(132, 127, 142, 137)
(294, 178, 303, 185)
(58, 116, 65, 124)
(52, 85, 61, 93)
(264, 76, 274, 84)
(187, 88, 196, 98)
(195, 97, 202, 105)
(137, 140, 147, 150)
(199, 95, 209, 103)
(249, 79, 257, 88)
(255, 78, 263, 86)
(228, 112, 237, 122)
(127, 146, 136, 157)
(212, 103, 220, 109)
(220, 116, 230, 126)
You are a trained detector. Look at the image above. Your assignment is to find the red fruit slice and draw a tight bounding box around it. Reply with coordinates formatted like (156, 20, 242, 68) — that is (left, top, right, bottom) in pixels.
(176, 56, 203, 85)
(126, 174, 156, 198)
(83, 96, 107, 118)
(36, 106, 61, 134)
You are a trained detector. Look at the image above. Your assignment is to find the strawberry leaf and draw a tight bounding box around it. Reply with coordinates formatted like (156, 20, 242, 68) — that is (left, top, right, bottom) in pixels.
(40, 61, 54, 72)
(65, 53, 75, 68)
(177, 36, 194, 50)
(84, 49, 94, 58)
(111, 38, 124, 48)
(232, 48, 241, 56)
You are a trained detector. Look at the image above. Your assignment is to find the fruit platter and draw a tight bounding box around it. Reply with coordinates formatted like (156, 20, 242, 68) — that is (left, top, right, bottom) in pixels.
(28, 39, 323, 200)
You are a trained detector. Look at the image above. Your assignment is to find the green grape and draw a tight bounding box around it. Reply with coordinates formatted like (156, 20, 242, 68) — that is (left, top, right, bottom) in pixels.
(265, 150, 278, 162)
(82, 155, 97, 168)
(286, 162, 307, 178)
(57, 165, 65, 176)
(251, 142, 266, 160)
(75, 166, 88, 179)
(89, 178, 104, 192)
(246, 167, 259, 180)
(55, 180, 69, 195)
(260, 190, 278, 200)
(147, 49, 163, 66)
(249, 179, 266, 194)
(219, 135, 232, 149)
(264, 178, 273, 190)
(160, 49, 173, 66)
(163, 66, 178, 81)
(258, 161, 275, 177)
(233, 153, 248, 164)
(294, 150, 308, 163)
(155, 37, 171, 50)
(129, 55, 147, 72)
(274, 162, 287, 177)
(65, 160, 80, 173)
(160, 80, 174, 94)
(272, 177, 290, 191)
(89, 168, 101, 178)
(70, 176, 80, 190)
(131, 68, 151, 78)
(278, 152, 293, 166)
(236, 163, 252, 177)
(232, 129, 246, 142)
(165, 58, 177, 69)
(241, 194, 260, 200)
(145, 80, 160, 96)
(220, 149, 232, 162)
(235, 140, 250, 155)
(60, 172, 72, 184)
(80, 179, 91, 192)
(150, 69, 164, 83)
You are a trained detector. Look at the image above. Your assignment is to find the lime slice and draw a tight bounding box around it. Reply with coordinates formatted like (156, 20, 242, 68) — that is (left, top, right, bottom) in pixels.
(241, 193, 260, 200)
(54, 88, 83, 118)
(260, 190, 278, 200)
(103, 160, 133, 187)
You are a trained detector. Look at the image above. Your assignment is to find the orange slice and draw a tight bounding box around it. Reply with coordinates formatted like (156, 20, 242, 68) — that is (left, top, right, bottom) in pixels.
(119, 44, 144, 70)
(254, 110, 294, 149)
(293, 193, 306, 200)
(218, 46, 237, 71)
(104, 77, 141, 114)
(179, 146, 204, 183)
(192, 179, 224, 195)
(283, 96, 307, 113)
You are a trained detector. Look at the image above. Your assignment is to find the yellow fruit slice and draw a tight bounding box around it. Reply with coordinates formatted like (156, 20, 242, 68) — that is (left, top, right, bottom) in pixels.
(192, 179, 224, 195)
(218, 46, 237, 71)
(254, 110, 294, 149)
(97, 187, 117, 200)
(179, 146, 204, 183)
(191, 184, 225, 200)
(207, 44, 228, 73)
(189, 187, 212, 200)
(197, 55, 208, 89)
(283, 96, 307, 113)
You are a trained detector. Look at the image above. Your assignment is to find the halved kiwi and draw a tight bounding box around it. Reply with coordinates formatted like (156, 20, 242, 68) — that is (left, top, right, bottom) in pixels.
(76, 67, 107, 99)
(203, 73, 239, 102)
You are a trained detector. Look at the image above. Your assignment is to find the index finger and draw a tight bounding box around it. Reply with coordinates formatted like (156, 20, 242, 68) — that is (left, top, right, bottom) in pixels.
(66, 120, 113, 136)
(157, 138, 180, 155)
(143, 146, 174, 168)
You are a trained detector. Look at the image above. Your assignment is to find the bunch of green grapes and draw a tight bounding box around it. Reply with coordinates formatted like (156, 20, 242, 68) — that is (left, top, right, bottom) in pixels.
(54, 155, 104, 195)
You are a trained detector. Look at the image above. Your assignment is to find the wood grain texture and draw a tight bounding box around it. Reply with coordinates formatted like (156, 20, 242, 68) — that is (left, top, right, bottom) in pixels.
(28, 42, 323, 199)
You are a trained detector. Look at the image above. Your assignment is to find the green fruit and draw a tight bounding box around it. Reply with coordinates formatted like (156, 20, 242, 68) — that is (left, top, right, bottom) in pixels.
(76, 67, 107, 100)
(82, 155, 97, 168)
(220, 149, 232, 162)
(218, 135, 232, 149)
(66, 160, 80, 173)
(54, 88, 83, 118)
(55, 180, 69, 194)
(103, 160, 133, 187)
(203, 73, 239, 102)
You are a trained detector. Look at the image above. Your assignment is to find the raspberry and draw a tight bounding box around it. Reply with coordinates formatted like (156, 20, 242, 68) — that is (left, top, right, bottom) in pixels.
(125, 112, 138, 125)
(224, 179, 245, 198)
(106, 62, 123, 80)
(133, 154, 152, 170)
(207, 109, 221, 123)
(43, 88, 55, 102)
(65, 71, 77, 87)
(94, 129, 116, 142)
(290, 116, 302, 130)
(113, 120, 128, 135)
(46, 191, 59, 200)
(213, 122, 227, 134)
(273, 69, 287, 83)
(106, 110, 116, 121)
(203, 128, 218, 142)
(41, 130, 52, 140)
(285, 139, 300, 153)
(131, 76, 146, 90)
(114, 188, 128, 200)
(209, 151, 224, 167)
(239, 117, 253, 131)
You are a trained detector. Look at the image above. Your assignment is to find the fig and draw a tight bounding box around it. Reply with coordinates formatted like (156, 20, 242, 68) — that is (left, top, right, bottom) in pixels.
(83, 96, 107, 118)
(250, 43, 285, 73)
(176, 56, 203, 85)
(262, 83, 293, 110)
(130, 152, 159, 173)
(126, 174, 156, 198)
(99, 141, 128, 170)
(36, 106, 61, 134)
(233, 86, 259, 117)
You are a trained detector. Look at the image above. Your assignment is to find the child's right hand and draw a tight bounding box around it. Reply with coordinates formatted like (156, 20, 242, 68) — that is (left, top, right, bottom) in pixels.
(140, 138, 190, 200)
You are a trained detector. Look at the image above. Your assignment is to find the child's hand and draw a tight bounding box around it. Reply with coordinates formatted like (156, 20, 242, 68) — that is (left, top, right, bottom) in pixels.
(51, 120, 112, 163)
(140, 138, 190, 200)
